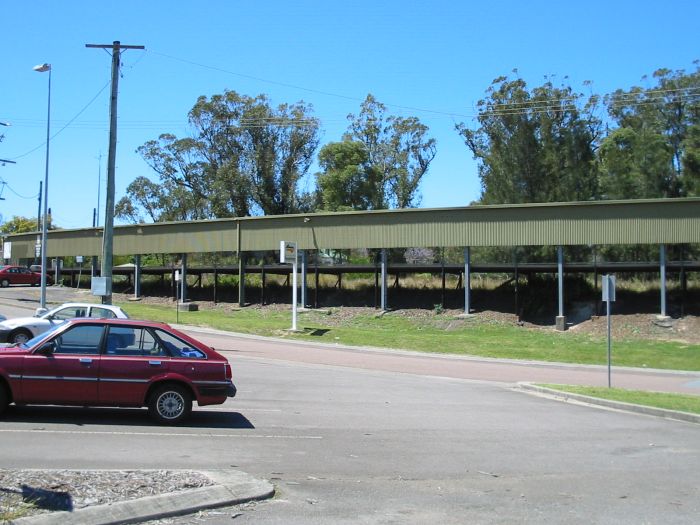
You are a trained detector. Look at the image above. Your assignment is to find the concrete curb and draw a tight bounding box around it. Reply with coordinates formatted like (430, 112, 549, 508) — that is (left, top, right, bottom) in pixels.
(517, 382, 700, 424)
(11, 470, 275, 525)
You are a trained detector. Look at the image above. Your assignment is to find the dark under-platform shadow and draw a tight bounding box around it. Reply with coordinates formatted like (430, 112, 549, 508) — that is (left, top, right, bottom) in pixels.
(2, 404, 254, 430)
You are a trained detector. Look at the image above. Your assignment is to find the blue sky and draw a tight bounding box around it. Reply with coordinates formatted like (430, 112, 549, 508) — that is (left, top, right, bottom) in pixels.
(1, 0, 698, 229)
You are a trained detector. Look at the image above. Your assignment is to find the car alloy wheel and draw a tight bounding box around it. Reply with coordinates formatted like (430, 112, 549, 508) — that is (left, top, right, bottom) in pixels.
(0, 279, 9, 288)
(149, 384, 192, 424)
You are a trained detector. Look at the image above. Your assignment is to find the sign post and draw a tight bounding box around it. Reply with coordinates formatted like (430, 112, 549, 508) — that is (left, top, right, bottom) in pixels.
(602, 274, 616, 388)
(280, 241, 298, 331)
(76, 255, 83, 289)
(175, 270, 181, 324)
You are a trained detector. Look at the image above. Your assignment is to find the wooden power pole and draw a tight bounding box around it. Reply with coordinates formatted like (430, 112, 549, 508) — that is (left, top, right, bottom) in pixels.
(86, 41, 144, 304)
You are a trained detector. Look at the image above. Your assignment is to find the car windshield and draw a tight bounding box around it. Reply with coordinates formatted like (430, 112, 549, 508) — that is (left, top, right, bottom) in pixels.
(19, 322, 65, 349)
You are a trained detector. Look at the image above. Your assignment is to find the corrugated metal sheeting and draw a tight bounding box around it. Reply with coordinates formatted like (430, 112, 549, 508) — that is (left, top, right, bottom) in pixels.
(4, 198, 700, 259)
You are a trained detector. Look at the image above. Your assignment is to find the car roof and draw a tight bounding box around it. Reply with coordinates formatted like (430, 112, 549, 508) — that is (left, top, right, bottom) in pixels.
(65, 317, 171, 329)
(54, 302, 124, 311)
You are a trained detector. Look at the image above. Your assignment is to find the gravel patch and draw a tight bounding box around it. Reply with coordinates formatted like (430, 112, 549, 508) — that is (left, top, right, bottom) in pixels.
(0, 469, 213, 521)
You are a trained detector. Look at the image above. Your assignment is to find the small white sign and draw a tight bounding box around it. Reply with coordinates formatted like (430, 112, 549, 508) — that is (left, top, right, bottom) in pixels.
(3, 241, 11, 259)
(602, 274, 616, 302)
(175, 270, 181, 282)
(280, 241, 297, 264)
(76, 255, 84, 263)
(91, 276, 110, 296)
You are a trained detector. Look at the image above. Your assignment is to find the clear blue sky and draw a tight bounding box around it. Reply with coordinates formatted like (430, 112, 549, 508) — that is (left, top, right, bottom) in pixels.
(2, 0, 698, 229)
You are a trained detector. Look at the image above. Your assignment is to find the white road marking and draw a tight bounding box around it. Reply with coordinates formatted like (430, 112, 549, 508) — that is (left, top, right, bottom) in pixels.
(0, 429, 322, 439)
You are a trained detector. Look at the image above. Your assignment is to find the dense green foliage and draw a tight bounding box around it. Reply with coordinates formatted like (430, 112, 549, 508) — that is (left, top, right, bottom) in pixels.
(118, 91, 321, 223)
(458, 64, 700, 206)
(456, 75, 601, 204)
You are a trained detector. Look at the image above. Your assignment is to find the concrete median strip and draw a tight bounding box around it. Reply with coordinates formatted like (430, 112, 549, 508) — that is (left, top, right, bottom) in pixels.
(11, 470, 275, 525)
(517, 382, 700, 424)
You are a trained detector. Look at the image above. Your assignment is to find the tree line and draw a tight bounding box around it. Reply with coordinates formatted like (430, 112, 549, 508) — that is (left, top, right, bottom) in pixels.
(115, 62, 699, 225)
(2, 63, 698, 235)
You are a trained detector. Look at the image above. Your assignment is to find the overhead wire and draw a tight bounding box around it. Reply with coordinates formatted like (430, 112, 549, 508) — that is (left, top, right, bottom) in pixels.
(0, 177, 38, 199)
(8, 80, 111, 161)
(4, 50, 699, 143)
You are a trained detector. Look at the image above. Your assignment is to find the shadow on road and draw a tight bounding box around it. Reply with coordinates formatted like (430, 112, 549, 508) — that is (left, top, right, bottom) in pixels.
(2, 405, 255, 429)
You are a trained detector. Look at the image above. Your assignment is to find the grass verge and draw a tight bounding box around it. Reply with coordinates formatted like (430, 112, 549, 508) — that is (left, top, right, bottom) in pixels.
(117, 302, 700, 371)
(537, 384, 700, 415)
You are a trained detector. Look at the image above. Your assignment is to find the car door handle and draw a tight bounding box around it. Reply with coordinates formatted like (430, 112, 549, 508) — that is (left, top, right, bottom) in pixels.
(79, 358, 93, 365)
(148, 360, 162, 366)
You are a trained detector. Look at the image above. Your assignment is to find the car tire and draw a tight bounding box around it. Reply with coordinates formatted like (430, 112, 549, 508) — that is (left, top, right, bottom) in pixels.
(9, 329, 32, 345)
(148, 384, 192, 424)
(0, 279, 9, 288)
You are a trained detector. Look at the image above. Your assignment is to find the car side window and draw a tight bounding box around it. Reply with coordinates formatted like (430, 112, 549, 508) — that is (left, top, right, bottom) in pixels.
(154, 329, 206, 359)
(52, 325, 104, 355)
(105, 326, 165, 357)
(90, 307, 117, 319)
(52, 307, 87, 320)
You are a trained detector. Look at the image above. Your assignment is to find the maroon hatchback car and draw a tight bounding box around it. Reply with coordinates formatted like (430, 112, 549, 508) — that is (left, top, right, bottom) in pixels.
(0, 318, 236, 424)
(0, 265, 42, 287)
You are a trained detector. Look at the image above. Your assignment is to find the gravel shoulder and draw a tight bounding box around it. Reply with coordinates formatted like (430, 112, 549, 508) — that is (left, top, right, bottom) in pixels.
(0, 470, 213, 521)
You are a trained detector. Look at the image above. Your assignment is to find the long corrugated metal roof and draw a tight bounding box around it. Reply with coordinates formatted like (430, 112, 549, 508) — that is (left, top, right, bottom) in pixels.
(3, 198, 700, 258)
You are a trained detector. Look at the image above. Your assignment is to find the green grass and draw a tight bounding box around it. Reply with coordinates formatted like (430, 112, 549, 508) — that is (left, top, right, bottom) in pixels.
(537, 384, 700, 415)
(117, 302, 700, 371)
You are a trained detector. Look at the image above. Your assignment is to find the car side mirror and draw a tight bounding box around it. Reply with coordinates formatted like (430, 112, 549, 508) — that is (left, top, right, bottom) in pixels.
(34, 307, 49, 317)
(36, 341, 56, 356)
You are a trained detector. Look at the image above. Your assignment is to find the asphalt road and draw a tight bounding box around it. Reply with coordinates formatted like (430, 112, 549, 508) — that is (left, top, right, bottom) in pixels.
(1, 287, 699, 524)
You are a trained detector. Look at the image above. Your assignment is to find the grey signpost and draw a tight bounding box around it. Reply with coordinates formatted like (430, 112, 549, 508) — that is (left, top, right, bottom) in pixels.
(602, 274, 616, 387)
(280, 241, 299, 331)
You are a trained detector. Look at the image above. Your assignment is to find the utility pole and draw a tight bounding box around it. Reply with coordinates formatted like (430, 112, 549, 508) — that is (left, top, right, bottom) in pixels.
(86, 41, 144, 304)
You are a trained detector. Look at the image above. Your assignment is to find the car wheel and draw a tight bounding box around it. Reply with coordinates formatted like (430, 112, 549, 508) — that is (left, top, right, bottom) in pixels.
(0, 279, 9, 288)
(148, 384, 192, 424)
(9, 329, 32, 345)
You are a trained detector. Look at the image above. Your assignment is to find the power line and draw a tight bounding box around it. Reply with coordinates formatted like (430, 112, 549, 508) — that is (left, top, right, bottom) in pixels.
(8, 80, 111, 161)
(0, 177, 38, 199)
(149, 49, 475, 119)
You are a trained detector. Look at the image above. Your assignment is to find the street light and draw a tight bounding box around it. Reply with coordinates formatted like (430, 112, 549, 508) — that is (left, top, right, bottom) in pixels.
(33, 62, 51, 309)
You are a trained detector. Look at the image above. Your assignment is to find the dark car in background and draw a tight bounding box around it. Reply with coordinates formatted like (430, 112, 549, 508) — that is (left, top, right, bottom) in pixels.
(0, 318, 236, 423)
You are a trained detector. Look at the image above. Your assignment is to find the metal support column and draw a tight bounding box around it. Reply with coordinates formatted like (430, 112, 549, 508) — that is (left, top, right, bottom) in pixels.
(556, 245, 566, 331)
(134, 254, 141, 299)
(314, 261, 319, 309)
(440, 253, 446, 308)
(380, 248, 388, 311)
(180, 253, 187, 303)
(261, 261, 266, 306)
(464, 247, 471, 315)
(300, 250, 307, 308)
(660, 244, 667, 318)
(238, 253, 246, 307)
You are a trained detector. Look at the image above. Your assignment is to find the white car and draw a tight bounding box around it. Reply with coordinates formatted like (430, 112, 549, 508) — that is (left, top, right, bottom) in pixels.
(0, 303, 129, 344)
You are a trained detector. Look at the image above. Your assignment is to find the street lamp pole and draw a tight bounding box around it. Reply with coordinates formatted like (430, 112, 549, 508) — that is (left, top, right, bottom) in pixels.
(33, 63, 51, 309)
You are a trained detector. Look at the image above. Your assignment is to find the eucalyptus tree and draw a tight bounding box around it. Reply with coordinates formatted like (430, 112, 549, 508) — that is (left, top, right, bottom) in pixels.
(342, 94, 437, 209)
(600, 64, 700, 198)
(132, 90, 320, 220)
(456, 74, 601, 205)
